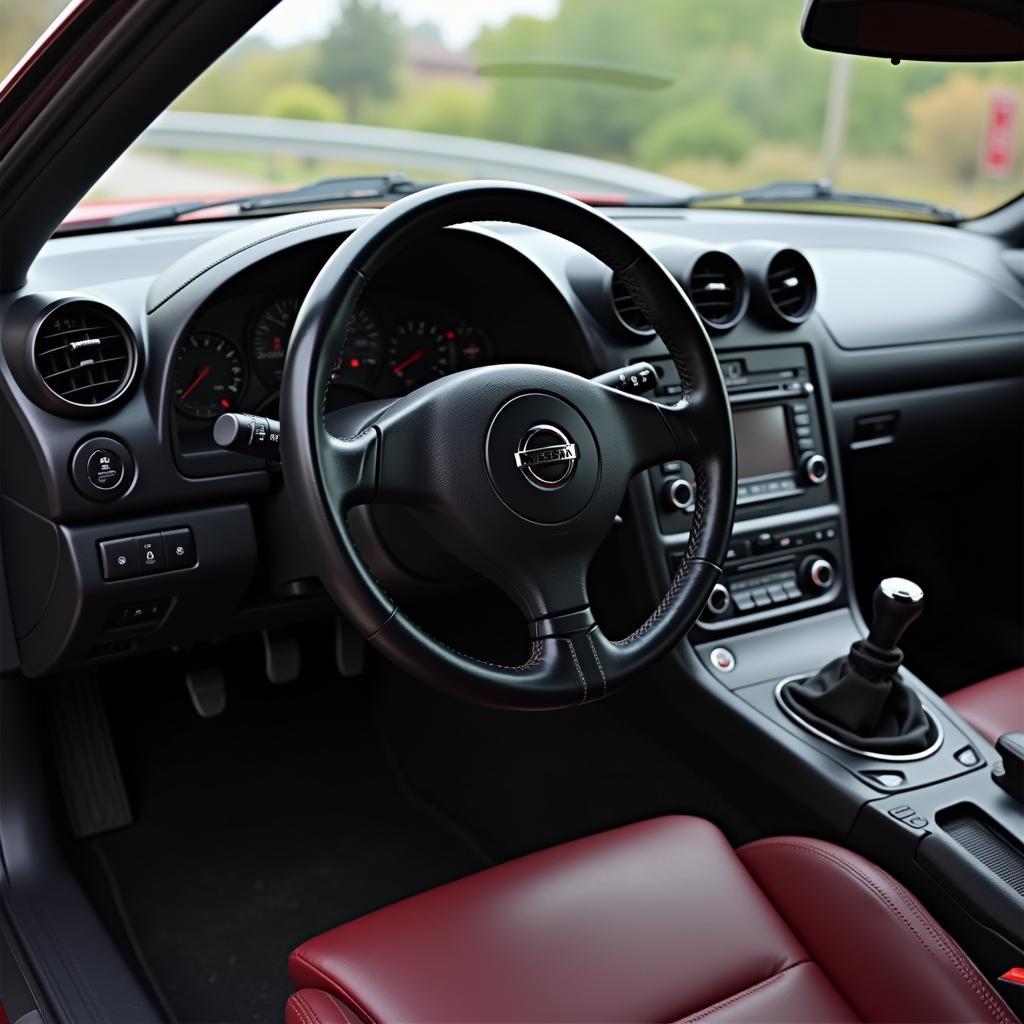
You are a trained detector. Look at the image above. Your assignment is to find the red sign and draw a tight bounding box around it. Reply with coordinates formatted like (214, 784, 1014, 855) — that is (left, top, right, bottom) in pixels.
(981, 90, 1018, 178)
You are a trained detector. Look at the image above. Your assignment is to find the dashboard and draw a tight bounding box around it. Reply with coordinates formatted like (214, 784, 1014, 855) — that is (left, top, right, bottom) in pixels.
(166, 229, 587, 467)
(0, 204, 1021, 678)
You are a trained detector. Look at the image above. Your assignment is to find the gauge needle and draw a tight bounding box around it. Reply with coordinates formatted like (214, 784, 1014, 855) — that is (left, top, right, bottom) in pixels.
(179, 365, 210, 401)
(392, 349, 424, 376)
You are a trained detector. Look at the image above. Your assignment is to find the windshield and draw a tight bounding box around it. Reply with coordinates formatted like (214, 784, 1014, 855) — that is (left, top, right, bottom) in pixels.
(9, 0, 1024, 220)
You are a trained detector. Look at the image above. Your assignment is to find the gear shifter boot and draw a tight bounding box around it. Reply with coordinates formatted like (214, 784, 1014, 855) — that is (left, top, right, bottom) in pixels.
(780, 578, 939, 755)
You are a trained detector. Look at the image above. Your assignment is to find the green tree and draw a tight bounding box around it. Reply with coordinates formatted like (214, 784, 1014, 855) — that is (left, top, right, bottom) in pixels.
(313, 0, 401, 123)
(262, 82, 344, 122)
(635, 99, 755, 166)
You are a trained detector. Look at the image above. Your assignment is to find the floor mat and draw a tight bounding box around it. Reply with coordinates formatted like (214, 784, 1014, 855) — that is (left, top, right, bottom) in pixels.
(92, 649, 487, 1024)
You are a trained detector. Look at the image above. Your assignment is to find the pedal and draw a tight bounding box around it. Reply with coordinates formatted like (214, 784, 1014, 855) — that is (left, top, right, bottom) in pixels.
(47, 676, 132, 838)
(336, 615, 365, 678)
(185, 666, 226, 718)
(262, 628, 301, 684)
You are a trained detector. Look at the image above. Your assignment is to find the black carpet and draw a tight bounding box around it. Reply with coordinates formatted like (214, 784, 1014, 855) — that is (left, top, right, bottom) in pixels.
(91, 642, 488, 1024)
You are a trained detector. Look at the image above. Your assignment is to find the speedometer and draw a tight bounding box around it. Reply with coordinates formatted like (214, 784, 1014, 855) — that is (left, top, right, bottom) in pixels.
(251, 294, 300, 387)
(330, 307, 384, 390)
(386, 320, 453, 391)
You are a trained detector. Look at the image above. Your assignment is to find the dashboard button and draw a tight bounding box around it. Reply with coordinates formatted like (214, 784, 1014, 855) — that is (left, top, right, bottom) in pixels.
(99, 538, 137, 580)
(162, 528, 196, 570)
(136, 533, 165, 573)
(86, 449, 124, 490)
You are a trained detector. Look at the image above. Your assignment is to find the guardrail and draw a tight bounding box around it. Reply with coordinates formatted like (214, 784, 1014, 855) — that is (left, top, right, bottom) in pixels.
(139, 111, 695, 198)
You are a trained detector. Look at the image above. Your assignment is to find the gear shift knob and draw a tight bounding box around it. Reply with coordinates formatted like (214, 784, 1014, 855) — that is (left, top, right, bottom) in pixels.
(867, 577, 924, 651)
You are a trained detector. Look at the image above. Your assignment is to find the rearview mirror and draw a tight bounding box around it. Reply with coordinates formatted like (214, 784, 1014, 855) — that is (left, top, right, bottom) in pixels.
(801, 0, 1024, 62)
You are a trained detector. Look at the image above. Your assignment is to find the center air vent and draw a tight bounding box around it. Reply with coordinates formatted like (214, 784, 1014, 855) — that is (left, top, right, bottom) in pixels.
(766, 249, 816, 325)
(610, 275, 654, 335)
(688, 251, 748, 331)
(31, 301, 138, 413)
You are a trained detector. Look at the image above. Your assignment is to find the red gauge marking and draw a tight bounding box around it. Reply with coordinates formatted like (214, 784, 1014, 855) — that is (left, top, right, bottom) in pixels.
(392, 349, 425, 376)
(179, 365, 210, 402)
(220, 398, 232, 410)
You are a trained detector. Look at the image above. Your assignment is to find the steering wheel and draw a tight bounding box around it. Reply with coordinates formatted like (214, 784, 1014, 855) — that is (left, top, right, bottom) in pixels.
(280, 182, 735, 709)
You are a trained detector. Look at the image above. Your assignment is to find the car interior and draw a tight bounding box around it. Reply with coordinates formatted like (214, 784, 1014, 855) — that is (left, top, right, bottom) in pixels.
(0, 1, 1023, 1022)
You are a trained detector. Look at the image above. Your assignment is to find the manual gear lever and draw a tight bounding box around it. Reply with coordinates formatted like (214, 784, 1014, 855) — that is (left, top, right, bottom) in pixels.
(779, 577, 938, 756)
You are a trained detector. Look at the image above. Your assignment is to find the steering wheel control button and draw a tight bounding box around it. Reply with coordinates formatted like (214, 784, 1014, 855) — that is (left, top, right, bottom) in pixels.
(710, 647, 735, 673)
(99, 538, 138, 581)
(86, 448, 124, 490)
(136, 534, 166, 573)
(71, 436, 134, 501)
(514, 424, 578, 489)
(162, 528, 197, 570)
(485, 393, 599, 524)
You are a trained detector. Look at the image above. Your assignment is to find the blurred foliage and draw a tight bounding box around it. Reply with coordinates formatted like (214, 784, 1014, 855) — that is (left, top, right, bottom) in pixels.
(312, 0, 400, 122)
(261, 82, 345, 121)
(635, 99, 755, 166)
(5, 0, 1020, 216)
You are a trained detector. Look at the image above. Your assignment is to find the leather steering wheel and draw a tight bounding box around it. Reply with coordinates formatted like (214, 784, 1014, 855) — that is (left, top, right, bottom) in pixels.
(281, 182, 736, 709)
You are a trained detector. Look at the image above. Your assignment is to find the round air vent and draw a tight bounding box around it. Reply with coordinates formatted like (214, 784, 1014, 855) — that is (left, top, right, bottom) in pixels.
(687, 251, 748, 331)
(610, 274, 654, 335)
(765, 249, 816, 325)
(31, 300, 138, 413)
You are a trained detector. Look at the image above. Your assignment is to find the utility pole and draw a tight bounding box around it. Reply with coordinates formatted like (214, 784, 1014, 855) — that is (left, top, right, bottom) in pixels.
(822, 54, 853, 183)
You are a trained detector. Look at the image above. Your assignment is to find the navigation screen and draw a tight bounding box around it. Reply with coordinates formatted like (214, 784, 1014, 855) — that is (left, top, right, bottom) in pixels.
(734, 406, 794, 480)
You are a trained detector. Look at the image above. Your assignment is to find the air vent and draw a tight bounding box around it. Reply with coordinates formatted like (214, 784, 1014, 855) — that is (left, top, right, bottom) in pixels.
(610, 275, 654, 335)
(688, 251, 747, 331)
(32, 301, 137, 412)
(766, 249, 816, 325)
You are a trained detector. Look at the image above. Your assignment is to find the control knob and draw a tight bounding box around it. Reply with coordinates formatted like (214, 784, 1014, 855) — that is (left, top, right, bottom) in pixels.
(800, 452, 829, 486)
(661, 477, 695, 513)
(801, 556, 836, 593)
(705, 582, 732, 617)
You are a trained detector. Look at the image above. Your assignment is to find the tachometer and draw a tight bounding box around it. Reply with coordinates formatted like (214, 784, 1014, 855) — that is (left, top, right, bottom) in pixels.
(330, 307, 384, 390)
(386, 320, 453, 390)
(174, 331, 246, 418)
(447, 325, 491, 369)
(251, 294, 300, 387)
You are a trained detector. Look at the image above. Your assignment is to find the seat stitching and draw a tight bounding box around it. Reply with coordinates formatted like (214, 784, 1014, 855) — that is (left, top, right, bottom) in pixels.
(325, 992, 358, 1024)
(293, 952, 378, 1024)
(677, 961, 810, 1023)
(749, 841, 1014, 1024)
(290, 994, 317, 1024)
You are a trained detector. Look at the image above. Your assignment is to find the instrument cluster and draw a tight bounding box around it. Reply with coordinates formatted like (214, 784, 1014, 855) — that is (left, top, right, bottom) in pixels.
(172, 291, 492, 420)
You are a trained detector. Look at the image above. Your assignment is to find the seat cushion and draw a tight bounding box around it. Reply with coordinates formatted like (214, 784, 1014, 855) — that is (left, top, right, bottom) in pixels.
(946, 668, 1024, 745)
(288, 816, 1014, 1024)
(286, 989, 359, 1024)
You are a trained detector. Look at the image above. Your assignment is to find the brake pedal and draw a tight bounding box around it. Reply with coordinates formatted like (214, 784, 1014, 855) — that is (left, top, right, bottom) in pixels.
(185, 666, 226, 718)
(262, 628, 301, 684)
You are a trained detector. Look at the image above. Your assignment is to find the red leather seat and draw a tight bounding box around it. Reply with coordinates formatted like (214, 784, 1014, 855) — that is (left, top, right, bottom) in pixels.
(286, 816, 1015, 1024)
(947, 668, 1024, 745)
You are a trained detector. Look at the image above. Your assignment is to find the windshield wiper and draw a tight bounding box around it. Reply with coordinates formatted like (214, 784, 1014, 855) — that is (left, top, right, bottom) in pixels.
(655, 179, 960, 223)
(101, 172, 428, 229)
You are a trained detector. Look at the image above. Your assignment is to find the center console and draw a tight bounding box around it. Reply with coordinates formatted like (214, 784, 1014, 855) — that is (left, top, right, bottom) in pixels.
(629, 341, 1024, 1017)
(640, 344, 846, 635)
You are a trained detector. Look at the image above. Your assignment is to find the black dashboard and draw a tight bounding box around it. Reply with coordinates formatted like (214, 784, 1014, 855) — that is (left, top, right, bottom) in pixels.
(0, 204, 1022, 678)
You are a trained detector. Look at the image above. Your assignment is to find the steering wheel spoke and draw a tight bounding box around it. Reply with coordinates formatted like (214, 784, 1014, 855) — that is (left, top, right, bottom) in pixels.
(323, 430, 379, 511)
(603, 387, 700, 475)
